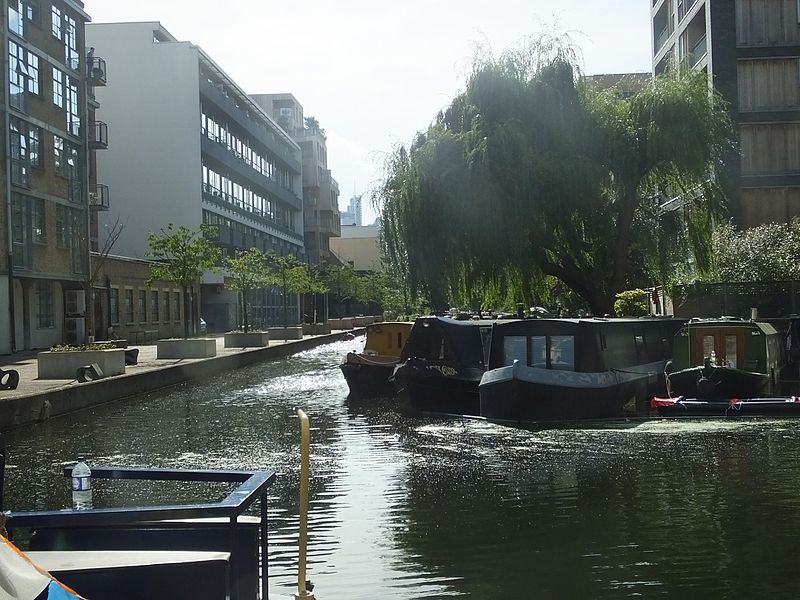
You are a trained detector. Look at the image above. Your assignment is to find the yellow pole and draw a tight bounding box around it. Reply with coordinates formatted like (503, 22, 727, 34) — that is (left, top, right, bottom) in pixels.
(295, 409, 315, 600)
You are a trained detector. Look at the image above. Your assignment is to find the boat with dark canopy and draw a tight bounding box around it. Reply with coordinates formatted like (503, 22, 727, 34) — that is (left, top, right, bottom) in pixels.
(340, 321, 412, 398)
(479, 317, 685, 422)
(392, 316, 498, 415)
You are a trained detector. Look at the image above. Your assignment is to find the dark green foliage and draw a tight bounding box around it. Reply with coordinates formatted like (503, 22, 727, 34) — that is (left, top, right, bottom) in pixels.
(377, 36, 735, 315)
(614, 289, 649, 317)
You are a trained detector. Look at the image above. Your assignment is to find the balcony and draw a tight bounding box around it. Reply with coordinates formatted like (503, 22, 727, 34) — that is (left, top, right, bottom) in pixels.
(87, 56, 107, 86)
(89, 121, 108, 149)
(89, 184, 110, 210)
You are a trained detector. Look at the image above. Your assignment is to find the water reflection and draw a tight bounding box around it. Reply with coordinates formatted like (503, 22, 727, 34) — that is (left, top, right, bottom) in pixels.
(5, 338, 800, 598)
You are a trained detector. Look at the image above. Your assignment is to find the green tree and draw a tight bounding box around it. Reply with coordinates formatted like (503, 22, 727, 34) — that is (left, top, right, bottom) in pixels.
(147, 224, 221, 338)
(378, 36, 734, 315)
(224, 247, 269, 333)
(287, 263, 329, 323)
(264, 251, 302, 328)
(704, 219, 800, 282)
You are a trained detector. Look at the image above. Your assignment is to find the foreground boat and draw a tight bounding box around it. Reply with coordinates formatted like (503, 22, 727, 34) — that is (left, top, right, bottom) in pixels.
(480, 317, 685, 422)
(340, 322, 412, 398)
(652, 395, 800, 417)
(666, 318, 784, 399)
(392, 317, 498, 415)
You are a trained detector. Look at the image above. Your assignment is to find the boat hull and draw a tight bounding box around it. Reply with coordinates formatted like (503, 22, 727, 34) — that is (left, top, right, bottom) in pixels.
(479, 362, 659, 422)
(393, 358, 483, 416)
(340, 359, 397, 399)
(652, 396, 800, 417)
(668, 365, 771, 399)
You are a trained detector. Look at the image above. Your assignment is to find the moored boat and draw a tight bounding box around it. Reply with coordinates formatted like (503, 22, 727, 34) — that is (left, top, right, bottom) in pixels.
(666, 317, 784, 399)
(392, 316, 498, 415)
(479, 317, 685, 422)
(651, 395, 800, 417)
(340, 321, 412, 398)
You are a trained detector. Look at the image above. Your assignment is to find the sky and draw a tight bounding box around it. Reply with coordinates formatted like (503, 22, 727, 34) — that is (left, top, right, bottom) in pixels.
(83, 0, 653, 225)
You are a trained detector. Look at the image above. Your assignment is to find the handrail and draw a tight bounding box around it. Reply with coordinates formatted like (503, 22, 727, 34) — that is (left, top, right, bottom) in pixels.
(6, 465, 276, 600)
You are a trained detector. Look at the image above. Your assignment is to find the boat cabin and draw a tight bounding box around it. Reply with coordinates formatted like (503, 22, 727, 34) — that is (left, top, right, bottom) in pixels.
(487, 317, 684, 372)
(400, 317, 496, 368)
(671, 318, 783, 375)
(363, 322, 412, 358)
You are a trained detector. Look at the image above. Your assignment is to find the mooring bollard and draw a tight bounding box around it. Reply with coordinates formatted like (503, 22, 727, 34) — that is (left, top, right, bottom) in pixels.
(295, 409, 315, 600)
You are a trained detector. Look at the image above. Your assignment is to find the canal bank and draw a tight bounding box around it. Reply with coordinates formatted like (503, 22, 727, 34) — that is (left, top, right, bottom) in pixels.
(0, 330, 363, 432)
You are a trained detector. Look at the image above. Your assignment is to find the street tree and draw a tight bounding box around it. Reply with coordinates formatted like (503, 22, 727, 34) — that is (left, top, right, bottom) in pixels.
(264, 251, 302, 328)
(147, 224, 221, 338)
(378, 37, 735, 315)
(224, 247, 269, 333)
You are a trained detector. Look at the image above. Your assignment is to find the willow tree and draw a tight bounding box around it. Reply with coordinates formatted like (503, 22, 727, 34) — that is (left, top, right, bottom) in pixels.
(379, 38, 735, 315)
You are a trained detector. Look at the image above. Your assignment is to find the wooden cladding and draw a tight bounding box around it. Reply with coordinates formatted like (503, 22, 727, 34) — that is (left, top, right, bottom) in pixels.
(740, 187, 800, 225)
(738, 58, 800, 110)
(736, 0, 800, 45)
(741, 123, 800, 175)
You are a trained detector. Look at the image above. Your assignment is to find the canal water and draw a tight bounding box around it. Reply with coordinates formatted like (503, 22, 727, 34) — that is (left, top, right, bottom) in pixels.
(5, 337, 800, 598)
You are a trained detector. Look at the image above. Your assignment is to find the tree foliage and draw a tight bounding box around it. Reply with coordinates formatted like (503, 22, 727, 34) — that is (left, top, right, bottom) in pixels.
(147, 224, 221, 337)
(704, 219, 800, 282)
(263, 251, 303, 328)
(225, 247, 270, 332)
(377, 35, 735, 315)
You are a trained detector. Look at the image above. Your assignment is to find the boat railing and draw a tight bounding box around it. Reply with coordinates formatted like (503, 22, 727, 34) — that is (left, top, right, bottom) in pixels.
(6, 465, 276, 600)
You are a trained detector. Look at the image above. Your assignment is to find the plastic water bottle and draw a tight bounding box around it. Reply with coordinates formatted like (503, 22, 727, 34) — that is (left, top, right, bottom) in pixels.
(72, 456, 93, 510)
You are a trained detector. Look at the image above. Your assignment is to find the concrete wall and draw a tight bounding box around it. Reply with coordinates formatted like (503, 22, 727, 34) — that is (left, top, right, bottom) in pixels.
(330, 225, 381, 271)
(87, 22, 202, 259)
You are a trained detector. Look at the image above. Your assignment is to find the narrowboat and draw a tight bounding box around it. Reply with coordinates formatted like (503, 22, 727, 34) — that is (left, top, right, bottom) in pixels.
(665, 318, 784, 400)
(340, 321, 413, 398)
(392, 317, 497, 415)
(479, 317, 685, 422)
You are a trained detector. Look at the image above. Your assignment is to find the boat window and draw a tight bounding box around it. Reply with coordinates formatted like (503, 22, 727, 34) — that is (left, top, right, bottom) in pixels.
(702, 335, 715, 363)
(503, 336, 527, 366)
(634, 334, 645, 360)
(725, 335, 737, 368)
(529, 336, 547, 368)
(550, 335, 574, 371)
(397, 332, 403, 349)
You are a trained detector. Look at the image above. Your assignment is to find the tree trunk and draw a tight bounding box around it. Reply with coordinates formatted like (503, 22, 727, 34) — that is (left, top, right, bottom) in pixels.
(182, 286, 190, 339)
(242, 289, 249, 333)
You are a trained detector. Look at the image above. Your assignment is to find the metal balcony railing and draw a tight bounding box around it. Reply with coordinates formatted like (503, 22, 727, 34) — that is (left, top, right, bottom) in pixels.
(89, 120, 108, 149)
(89, 183, 110, 210)
(87, 56, 107, 86)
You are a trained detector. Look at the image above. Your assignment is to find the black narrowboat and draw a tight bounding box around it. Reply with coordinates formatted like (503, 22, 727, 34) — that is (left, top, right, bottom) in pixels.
(479, 317, 685, 422)
(392, 316, 497, 416)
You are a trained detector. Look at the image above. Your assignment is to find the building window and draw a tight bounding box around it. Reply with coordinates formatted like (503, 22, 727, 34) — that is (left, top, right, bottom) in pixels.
(50, 5, 60, 39)
(163, 292, 171, 322)
(151, 290, 159, 322)
(36, 281, 53, 328)
(9, 1, 23, 36)
(25, 0, 39, 25)
(31, 197, 44, 243)
(66, 74, 79, 134)
(63, 13, 78, 69)
(10, 194, 30, 268)
(9, 117, 30, 187)
(138, 289, 147, 322)
(55, 205, 71, 248)
(9, 40, 38, 111)
(53, 135, 66, 176)
(173, 292, 181, 321)
(110, 288, 119, 325)
(52, 67, 63, 107)
(125, 289, 134, 324)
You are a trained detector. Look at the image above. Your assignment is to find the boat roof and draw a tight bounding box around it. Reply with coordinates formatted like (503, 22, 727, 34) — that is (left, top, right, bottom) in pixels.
(683, 318, 778, 335)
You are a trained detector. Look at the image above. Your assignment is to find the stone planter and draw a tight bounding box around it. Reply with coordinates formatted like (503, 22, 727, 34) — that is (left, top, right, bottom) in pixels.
(353, 316, 370, 327)
(37, 349, 126, 379)
(157, 338, 217, 359)
(267, 326, 303, 340)
(340, 318, 354, 330)
(302, 323, 332, 335)
(224, 332, 270, 348)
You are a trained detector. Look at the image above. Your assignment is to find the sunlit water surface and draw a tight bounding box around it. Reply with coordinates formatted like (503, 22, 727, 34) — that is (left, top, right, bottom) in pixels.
(6, 337, 800, 598)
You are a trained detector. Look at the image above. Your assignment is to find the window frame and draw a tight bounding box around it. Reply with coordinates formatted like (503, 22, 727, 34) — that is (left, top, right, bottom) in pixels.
(36, 280, 53, 329)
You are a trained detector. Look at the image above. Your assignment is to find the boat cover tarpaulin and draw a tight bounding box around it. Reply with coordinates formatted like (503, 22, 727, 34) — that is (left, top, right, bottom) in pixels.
(0, 534, 84, 599)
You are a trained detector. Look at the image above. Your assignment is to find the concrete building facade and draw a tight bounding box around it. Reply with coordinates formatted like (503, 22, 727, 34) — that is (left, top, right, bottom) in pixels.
(330, 224, 381, 272)
(652, 0, 800, 226)
(85, 22, 305, 332)
(250, 93, 341, 266)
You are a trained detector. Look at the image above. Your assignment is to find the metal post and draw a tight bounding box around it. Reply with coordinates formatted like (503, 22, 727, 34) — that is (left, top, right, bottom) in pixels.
(261, 493, 269, 600)
(295, 409, 314, 600)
